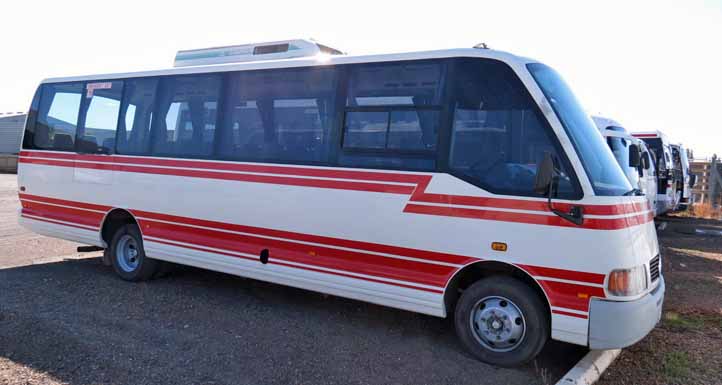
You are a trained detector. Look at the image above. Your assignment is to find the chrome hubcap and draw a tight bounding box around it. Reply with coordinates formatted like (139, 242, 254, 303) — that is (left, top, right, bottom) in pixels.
(470, 296, 526, 352)
(116, 234, 140, 272)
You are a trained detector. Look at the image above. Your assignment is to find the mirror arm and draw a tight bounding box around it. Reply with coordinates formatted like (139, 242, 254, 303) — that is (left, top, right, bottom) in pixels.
(546, 176, 585, 226)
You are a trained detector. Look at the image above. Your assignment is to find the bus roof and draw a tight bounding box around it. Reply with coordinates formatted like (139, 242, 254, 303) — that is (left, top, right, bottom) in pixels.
(631, 130, 670, 142)
(40, 47, 533, 84)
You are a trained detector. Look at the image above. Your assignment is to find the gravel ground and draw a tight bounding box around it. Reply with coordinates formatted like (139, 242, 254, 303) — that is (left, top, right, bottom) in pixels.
(0, 174, 584, 385)
(598, 216, 722, 385)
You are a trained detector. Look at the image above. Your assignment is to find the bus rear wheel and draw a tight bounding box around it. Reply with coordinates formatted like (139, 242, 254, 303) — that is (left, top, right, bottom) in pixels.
(454, 276, 549, 367)
(109, 224, 158, 281)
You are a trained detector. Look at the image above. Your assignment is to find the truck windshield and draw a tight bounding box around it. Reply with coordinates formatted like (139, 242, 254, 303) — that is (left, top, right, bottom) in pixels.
(527, 63, 632, 196)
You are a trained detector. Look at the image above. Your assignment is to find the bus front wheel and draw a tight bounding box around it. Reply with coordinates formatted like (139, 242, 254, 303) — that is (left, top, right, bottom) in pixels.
(109, 224, 158, 281)
(454, 276, 549, 367)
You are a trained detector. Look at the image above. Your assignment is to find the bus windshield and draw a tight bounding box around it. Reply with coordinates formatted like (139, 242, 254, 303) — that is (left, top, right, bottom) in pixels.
(527, 63, 632, 196)
(606, 136, 640, 187)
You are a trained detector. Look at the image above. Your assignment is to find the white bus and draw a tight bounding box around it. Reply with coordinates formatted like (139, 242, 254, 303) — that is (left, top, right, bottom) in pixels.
(18, 40, 664, 366)
(669, 143, 693, 211)
(593, 117, 658, 215)
(633, 131, 681, 214)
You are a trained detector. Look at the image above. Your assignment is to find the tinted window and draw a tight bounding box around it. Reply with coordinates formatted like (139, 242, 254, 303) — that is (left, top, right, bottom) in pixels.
(79, 81, 123, 154)
(343, 111, 387, 149)
(151, 74, 221, 157)
(21, 86, 42, 150)
(340, 61, 443, 171)
(342, 110, 438, 151)
(34, 83, 83, 151)
(218, 67, 337, 163)
(449, 59, 579, 198)
(347, 62, 443, 106)
(528, 63, 631, 196)
(118, 78, 158, 155)
(640, 138, 667, 170)
(606, 136, 640, 186)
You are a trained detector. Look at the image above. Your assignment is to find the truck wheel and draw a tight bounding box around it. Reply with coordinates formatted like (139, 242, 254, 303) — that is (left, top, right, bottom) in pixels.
(109, 223, 158, 281)
(454, 276, 549, 367)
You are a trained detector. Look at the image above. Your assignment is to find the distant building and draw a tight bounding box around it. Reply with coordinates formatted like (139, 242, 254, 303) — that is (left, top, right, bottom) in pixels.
(0, 112, 26, 173)
(690, 156, 722, 207)
(0, 113, 25, 154)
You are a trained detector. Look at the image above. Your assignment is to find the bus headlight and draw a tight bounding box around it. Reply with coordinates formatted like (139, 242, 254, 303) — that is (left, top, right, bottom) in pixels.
(607, 265, 647, 297)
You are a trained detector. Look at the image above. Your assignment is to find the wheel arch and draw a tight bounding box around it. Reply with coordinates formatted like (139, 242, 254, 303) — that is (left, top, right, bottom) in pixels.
(100, 208, 141, 249)
(444, 260, 551, 319)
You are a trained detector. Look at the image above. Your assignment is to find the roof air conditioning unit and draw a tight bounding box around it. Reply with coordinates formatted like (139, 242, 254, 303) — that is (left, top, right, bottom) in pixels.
(173, 39, 344, 67)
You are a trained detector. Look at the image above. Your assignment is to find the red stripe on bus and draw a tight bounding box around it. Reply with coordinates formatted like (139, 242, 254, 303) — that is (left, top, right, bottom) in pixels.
(20, 204, 104, 229)
(14, 192, 618, 283)
(20, 213, 99, 231)
(551, 310, 588, 319)
(19, 157, 415, 196)
(114, 163, 415, 195)
(19, 193, 113, 212)
(407, 178, 648, 215)
(403, 204, 653, 230)
(140, 218, 456, 287)
(518, 264, 606, 285)
(131, 209, 474, 266)
(117, 156, 429, 185)
(17, 193, 608, 309)
(20, 151, 651, 218)
(631, 134, 658, 138)
(539, 280, 606, 312)
(20, 151, 428, 184)
(148, 237, 445, 294)
(21, 200, 105, 224)
(410, 193, 647, 216)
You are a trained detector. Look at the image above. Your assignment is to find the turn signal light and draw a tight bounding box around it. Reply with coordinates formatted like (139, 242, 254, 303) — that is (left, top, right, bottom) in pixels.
(491, 242, 507, 252)
(608, 265, 647, 297)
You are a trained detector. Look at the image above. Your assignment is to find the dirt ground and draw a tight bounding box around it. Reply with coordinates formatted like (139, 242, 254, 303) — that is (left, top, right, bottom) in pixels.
(598, 215, 722, 385)
(0, 174, 584, 385)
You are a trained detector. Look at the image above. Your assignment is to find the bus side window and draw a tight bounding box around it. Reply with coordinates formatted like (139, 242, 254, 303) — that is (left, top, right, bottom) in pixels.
(338, 61, 443, 171)
(118, 78, 158, 155)
(78, 81, 123, 154)
(218, 67, 338, 163)
(33, 83, 84, 152)
(448, 58, 578, 199)
(151, 74, 221, 158)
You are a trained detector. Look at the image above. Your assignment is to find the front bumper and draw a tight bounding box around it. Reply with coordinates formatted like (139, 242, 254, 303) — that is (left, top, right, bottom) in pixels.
(588, 276, 665, 349)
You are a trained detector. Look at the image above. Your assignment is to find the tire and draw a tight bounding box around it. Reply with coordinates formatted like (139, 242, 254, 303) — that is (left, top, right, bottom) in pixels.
(454, 276, 549, 367)
(109, 223, 158, 281)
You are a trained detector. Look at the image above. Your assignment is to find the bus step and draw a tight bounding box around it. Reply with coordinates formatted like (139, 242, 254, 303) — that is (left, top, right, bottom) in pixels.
(77, 246, 104, 253)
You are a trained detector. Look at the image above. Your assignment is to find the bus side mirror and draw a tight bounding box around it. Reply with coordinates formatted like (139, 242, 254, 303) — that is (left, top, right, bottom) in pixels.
(642, 151, 650, 170)
(629, 145, 641, 168)
(689, 174, 697, 187)
(534, 152, 558, 196)
(534, 153, 584, 226)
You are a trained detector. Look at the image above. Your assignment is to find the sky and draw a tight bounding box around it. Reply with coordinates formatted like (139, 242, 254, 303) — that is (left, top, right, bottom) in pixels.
(1, 0, 720, 158)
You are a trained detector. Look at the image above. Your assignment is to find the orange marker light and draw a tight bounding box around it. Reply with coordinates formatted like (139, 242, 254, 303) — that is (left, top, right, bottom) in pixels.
(491, 242, 508, 252)
(577, 293, 589, 299)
